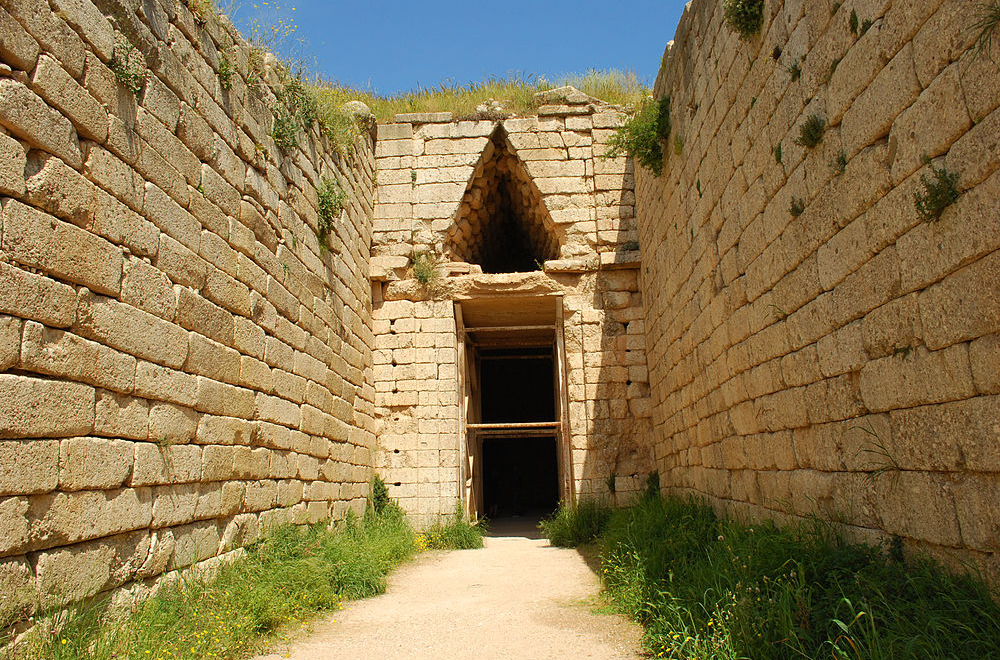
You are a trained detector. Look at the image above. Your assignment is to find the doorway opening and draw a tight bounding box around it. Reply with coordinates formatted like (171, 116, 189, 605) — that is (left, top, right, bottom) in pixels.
(456, 296, 572, 528)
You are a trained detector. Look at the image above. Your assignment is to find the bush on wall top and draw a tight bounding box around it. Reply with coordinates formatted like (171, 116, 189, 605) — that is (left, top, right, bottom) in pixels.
(605, 96, 672, 176)
(724, 0, 766, 41)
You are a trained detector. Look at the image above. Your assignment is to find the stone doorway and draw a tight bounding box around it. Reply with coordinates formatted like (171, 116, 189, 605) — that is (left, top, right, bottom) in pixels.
(456, 296, 572, 521)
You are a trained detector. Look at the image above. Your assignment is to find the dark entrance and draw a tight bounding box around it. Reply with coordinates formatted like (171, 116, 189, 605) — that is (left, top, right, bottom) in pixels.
(482, 436, 559, 518)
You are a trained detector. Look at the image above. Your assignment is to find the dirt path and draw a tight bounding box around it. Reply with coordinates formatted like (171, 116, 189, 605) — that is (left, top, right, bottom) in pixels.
(255, 524, 644, 660)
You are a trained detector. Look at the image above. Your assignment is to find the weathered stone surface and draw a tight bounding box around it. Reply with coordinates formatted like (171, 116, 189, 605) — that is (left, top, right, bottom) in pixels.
(94, 390, 149, 440)
(0, 132, 27, 197)
(0, 79, 82, 168)
(0, 440, 59, 495)
(148, 402, 199, 445)
(74, 290, 189, 370)
(0, 6, 40, 71)
(59, 437, 133, 491)
(0, 374, 94, 439)
(131, 442, 201, 486)
(30, 54, 107, 142)
(20, 322, 136, 393)
(1, 200, 123, 296)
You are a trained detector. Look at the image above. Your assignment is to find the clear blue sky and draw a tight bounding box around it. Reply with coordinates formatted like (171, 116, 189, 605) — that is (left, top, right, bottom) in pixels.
(228, 1, 689, 95)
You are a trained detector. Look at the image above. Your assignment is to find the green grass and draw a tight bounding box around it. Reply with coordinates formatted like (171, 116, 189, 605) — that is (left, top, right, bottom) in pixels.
(419, 503, 486, 550)
(544, 495, 1000, 660)
(13, 483, 482, 660)
(539, 498, 614, 547)
(310, 69, 649, 124)
(914, 162, 961, 221)
(723, 0, 766, 41)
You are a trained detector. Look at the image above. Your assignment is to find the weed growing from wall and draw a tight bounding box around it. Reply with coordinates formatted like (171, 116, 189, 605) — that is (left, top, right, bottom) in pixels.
(789, 197, 806, 216)
(218, 52, 233, 90)
(674, 134, 684, 155)
(793, 114, 826, 148)
(108, 37, 146, 96)
(832, 150, 847, 174)
(271, 73, 319, 151)
(914, 163, 961, 221)
(182, 0, 216, 24)
(723, 0, 766, 40)
(316, 176, 346, 250)
(774, 143, 782, 164)
(786, 60, 801, 81)
(850, 9, 859, 34)
(313, 88, 365, 156)
(410, 252, 440, 286)
(604, 96, 672, 176)
(971, 1, 1000, 62)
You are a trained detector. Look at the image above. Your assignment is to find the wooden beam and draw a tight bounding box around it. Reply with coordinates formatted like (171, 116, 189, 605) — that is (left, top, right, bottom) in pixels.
(464, 325, 555, 333)
(466, 422, 560, 429)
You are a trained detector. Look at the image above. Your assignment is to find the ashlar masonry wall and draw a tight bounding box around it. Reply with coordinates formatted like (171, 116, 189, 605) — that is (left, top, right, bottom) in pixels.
(638, 0, 1000, 573)
(0, 0, 377, 620)
(371, 97, 655, 525)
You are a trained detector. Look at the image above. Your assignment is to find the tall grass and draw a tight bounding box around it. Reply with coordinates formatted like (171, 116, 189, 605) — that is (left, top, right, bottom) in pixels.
(12, 487, 483, 660)
(544, 495, 1000, 659)
(418, 503, 485, 551)
(539, 498, 614, 547)
(312, 69, 650, 124)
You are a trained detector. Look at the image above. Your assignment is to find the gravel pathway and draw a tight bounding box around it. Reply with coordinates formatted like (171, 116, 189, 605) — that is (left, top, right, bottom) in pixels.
(255, 523, 644, 660)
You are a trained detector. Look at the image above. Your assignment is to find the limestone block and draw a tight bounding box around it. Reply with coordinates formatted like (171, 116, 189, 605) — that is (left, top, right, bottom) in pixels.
(59, 437, 133, 491)
(0, 262, 76, 330)
(84, 146, 144, 212)
(20, 321, 136, 393)
(27, 488, 152, 550)
(919, 250, 1000, 350)
(859, 344, 975, 412)
(970, 334, 1000, 394)
(134, 361, 197, 408)
(218, 513, 258, 554)
(201, 445, 235, 482)
(244, 479, 277, 512)
(185, 333, 241, 385)
(0, 79, 81, 168)
(195, 376, 254, 418)
(175, 287, 233, 346)
(876, 471, 961, 547)
(31, 54, 107, 142)
(121, 258, 176, 321)
(94, 390, 149, 440)
(234, 317, 266, 360)
(196, 415, 253, 447)
(0, 374, 93, 439)
(0, 314, 20, 371)
(0, 132, 26, 197)
(151, 483, 199, 528)
(148, 402, 199, 445)
(0, 440, 59, 495)
(131, 442, 201, 486)
(889, 64, 971, 183)
(168, 520, 220, 570)
(0, 6, 39, 71)
(33, 540, 112, 607)
(92, 189, 159, 258)
(75, 290, 189, 369)
(1, 200, 123, 296)
(393, 112, 452, 124)
(157, 237, 208, 293)
(840, 44, 920, 158)
(23, 151, 97, 229)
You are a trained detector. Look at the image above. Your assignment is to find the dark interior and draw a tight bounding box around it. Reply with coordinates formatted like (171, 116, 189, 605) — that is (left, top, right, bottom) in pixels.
(479, 348, 555, 423)
(482, 436, 559, 518)
(479, 178, 542, 274)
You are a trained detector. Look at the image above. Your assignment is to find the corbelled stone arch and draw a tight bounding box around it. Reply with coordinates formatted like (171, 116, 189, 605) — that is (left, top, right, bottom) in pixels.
(446, 127, 559, 273)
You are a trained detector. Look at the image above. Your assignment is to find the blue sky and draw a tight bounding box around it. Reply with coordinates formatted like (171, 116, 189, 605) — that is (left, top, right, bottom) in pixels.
(228, 1, 689, 95)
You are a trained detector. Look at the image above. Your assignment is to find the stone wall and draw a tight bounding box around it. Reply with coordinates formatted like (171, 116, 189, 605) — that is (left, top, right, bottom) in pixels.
(638, 0, 1000, 572)
(0, 0, 376, 619)
(371, 100, 654, 524)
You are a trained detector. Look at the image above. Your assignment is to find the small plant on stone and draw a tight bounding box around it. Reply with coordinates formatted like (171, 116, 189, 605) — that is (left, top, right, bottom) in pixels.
(786, 60, 802, 81)
(316, 176, 346, 250)
(794, 114, 826, 148)
(604, 95, 672, 176)
(850, 9, 859, 34)
(789, 197, 806, 216)
(860, 18, 874, 35)
(914, 162, 961, 221)
(674, 134, 684, 155)
(246, 45, 265, 90)
(271, 73, 320, 152)
(368, 475, 391, 514)
(410, 169, 417, 187)
(621, 240, 640, 252)
(606, 473, 617, 495)
(183, 0, 216, 24)
(774, 142, 782, 164)
(723, 0, 766, 40)
(218, 52, 234, 90)
(832, 150, 847, 175)
(971, 1, 1000, 62)
(411, 252, 440, 286)
(108, 37, 146, 96)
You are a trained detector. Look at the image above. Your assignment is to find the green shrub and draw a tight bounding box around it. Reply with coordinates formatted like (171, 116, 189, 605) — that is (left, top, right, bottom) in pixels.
(410, 252, 439, 286)
(605, 96, 672, 176)
(723, 0, 766, 41)
(539, 498, 613, 547)
(598, 495, 1000, 659)
(271, 74, 320, 152)
(789, 197, 805, 216)
(369, 474, 391, 514)
(316, 176, 347, 249)
(793, 113, 826, 148)
(914, 163, 960, 221)
(218, 52, 233, 90)
(971, 1, 1000, 62)
(108, 38, 146, 96)
(422, 502, 485, 550)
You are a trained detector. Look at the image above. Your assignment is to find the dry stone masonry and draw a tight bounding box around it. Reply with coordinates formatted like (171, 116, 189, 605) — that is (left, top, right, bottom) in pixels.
(638, 0, 1000, 576)
(0, 0, 377, 622)
(0, 0, 997, 628)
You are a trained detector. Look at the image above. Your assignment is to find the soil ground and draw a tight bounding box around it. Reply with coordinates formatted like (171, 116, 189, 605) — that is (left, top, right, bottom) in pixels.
(254, 518, 644, 659)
